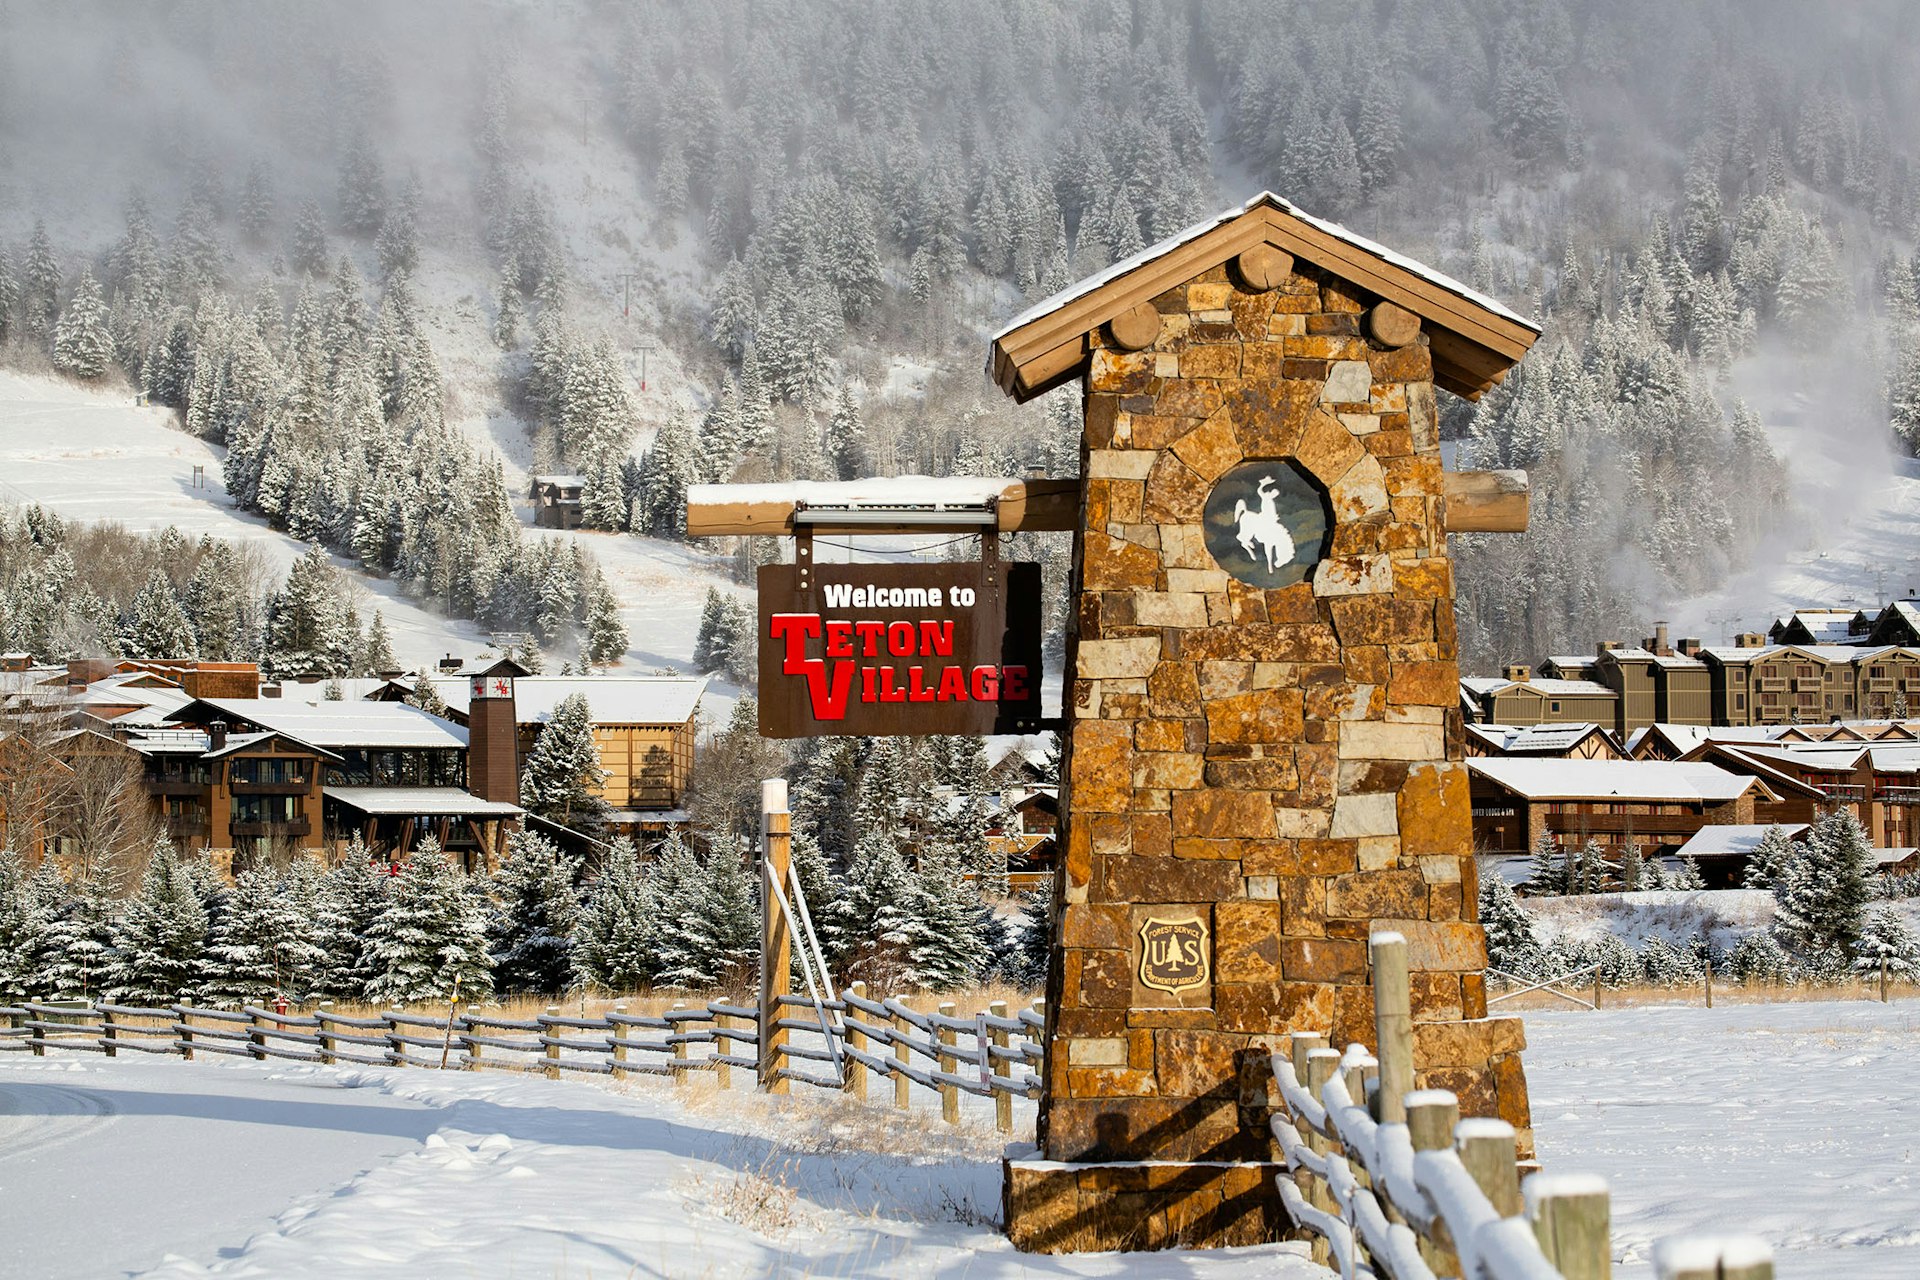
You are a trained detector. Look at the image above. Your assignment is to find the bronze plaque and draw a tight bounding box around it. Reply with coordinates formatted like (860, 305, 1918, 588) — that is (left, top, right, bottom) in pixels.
(1201, 459, 1330, 589)
(757, 561, 1044, 738)
(1136, 913, 1211, 996)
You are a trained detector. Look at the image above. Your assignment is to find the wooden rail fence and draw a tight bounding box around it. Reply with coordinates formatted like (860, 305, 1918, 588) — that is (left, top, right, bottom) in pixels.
(0, 983, 1045, 1132)
(1271, 930, 1775, 1280)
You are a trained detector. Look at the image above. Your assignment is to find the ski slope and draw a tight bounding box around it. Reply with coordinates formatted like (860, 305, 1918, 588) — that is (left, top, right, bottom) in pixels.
(1, 997, 1915, 1277)
(0, 372, 747, 705)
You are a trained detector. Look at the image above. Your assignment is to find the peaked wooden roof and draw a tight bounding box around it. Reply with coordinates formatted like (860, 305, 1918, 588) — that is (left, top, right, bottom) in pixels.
(988, 192, 1542, 403)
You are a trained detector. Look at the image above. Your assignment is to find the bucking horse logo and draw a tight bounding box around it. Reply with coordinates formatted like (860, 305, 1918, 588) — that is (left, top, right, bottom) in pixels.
(1232, 474, 1296, 573)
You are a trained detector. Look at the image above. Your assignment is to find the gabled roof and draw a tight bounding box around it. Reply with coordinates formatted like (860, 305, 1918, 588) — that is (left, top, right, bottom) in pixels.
(164, 697, 467, 751)
(1466, 758, 1772, 803)
(986, 191, 1540, 403)
(1675, 824, 1808, 859)
(1465, 722, 1619, 755)
(429, 675, 707, 726)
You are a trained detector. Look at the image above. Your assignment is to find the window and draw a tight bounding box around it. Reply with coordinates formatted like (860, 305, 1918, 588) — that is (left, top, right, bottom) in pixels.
(1734, 694, 1747, 709)
(1873, 666, 1887, 678)
(1550, 701, 1562, 712)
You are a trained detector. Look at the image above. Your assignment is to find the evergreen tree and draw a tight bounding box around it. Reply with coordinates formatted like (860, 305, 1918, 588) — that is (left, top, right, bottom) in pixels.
(406, 670, 451, 716)
(519, 692, 610, 836)
(1478, 872, 1540, 974)
(263, 547, 353, 679)
(363, 610, 396, 674)
(903, 846, 990, 990)
(0, 848, 51, 1002)
(337, 128, 389, 236)
(122, 569, 198, 658)
(488, 829, 581, 995)
(824, 382, 867, 481)
(0, 249, 18, 348)
(363, 842, 494, 1005)
(106, 838, 208, 1004)
(239, 162, 275, 244)
(1852, 905, 1920, 979)
(290, 200, 330, 276)
(1011, 888, 1052, 990)
(1742, 825, 1797, 889)
(582, 573, 627, 668)
(313, 842, 390, 1000)
(1775, 809, 1875, 961)
(1726, 930, 1797, 985)
(36, 872, 117, 1000)
(834, 829, 918, 986)
(201, 867, 324, 1005)
(650, 831, 757, 990)
(571, 837, 655, 992)
(22, 219, 61, 337)
(1525, 831, 1566, 895)
(53, 269, 115, 379)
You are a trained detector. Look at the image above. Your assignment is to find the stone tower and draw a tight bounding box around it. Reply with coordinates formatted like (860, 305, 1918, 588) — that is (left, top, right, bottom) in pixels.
(988, 193, 1540, 1252)
(465, 657, 526, 807)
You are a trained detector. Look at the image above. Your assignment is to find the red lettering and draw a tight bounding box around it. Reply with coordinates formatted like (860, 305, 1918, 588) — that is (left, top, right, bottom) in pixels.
(768, 616, 854, 720)
(886, 621, 916, 656)
(853, 621, 886, 656)
(824, 620, 855, 658)
(970, 666, 1000, 700)
(862, 667, 879, 702)
(878, 668, 907, 702)
(937, 666, 968, 701)
(1001, 665, 1030, 703)
(907, 667, 936, 702)
(769, 613, 822, 674)
(918, 620, 955, 656)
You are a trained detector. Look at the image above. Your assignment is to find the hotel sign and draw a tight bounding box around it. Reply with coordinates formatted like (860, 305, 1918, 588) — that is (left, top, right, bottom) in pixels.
(757, 561, 1044, 738)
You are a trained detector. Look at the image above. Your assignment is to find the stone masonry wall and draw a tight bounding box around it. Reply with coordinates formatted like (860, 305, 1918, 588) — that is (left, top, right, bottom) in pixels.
(1042, 256, 1532, 1173)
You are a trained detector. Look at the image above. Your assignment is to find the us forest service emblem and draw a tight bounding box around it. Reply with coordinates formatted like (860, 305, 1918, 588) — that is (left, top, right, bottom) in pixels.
(1201, 459, 1331, 589)
(1137, 915, 1211, 995)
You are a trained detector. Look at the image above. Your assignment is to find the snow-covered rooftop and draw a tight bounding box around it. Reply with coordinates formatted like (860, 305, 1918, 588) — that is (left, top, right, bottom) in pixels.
(1674, 824, 1808, 859)
(1468, 758, 1764, 803)
(324, 786, 522, 817)
(990, 191, 1539, 342)
(429, 675, 707, 726)
(174, 698, 468, 751)
(1466, 722, 1613, 753)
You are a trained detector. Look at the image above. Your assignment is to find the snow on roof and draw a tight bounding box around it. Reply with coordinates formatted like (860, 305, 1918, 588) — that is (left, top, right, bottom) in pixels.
(1674, 824, 1809, 859)
(1526, 678, 1616, 696)
(324, 786, 523, 817)
(178, 698, 468, 750)
(1467, 722, 1610, 753)
(687, 475, 1018, 511)
(990, 191, 1539, 342)
(430, 676, 707, 726)
(1875, 847, 1920, 865)
(1467, 758, 1764, 803)
(1460, 677, 1509, 696)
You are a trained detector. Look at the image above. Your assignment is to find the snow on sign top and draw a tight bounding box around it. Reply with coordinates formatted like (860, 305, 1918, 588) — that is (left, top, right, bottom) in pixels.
(991, 190, 1537, 343)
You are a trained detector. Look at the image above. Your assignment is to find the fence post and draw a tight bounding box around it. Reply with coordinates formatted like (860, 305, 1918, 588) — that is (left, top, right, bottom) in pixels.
(843, 982, 869, 1102)
(1458, 1118, 1524, 1218)
(671, 1001, 689, 1087)
(459, 1004, 480, 1071)
(249, 1007, 268, 1061)
(937, 1001, 960, 1125)
(989, 999, 1012, 1134)
(1593, 965, 1603, 1011)
(27, 1002, 44, 1057)
(387, 1010, 406, 1067)
(100, 1004, 117, 1058)
(1882, 958, 1891, 1003)
(712, 1007, 731, 1091)
(1304, 1047, 1344, 1266)
(759, 779, 792, 1096)
(542, 1005, 561, 1080)
(609, 1003, 628, 1081)
(177, 999, 195, 1062)
(1408, 1090, 1462, 1275)
(316, 1001, 336, 1065)
(1370, 930, 1413, 1124)
(892, 1002, 912, 1111)
(1527, 1173, 1613, 1280)
(1651, 1236, 1773, 1280)
(1704, 965, 1713, 1009)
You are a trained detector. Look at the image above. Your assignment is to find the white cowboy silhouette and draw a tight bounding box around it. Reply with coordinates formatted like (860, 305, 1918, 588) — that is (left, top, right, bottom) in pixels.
(1233, 474, 1295, 573)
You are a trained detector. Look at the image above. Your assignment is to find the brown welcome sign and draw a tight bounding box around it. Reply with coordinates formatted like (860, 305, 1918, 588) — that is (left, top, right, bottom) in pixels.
(756, 561, 1046, 738)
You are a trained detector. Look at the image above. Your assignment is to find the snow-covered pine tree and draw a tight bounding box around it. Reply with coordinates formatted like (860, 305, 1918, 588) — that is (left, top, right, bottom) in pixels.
(405, 671, 450, 717)
(824, 382, 866, 481)
(122, 569, 198, 658)
(53, 269, 115, 380)
(1618, 840, 1646, 892)
(22, 219, 60, 337)
(1673, 856, 1706, 891)
(1742, 825, 1797, 889)
(1774, 808, 1875, 962)
(833, 828, 917, 987)
(0, 848, 51, 1002)
(290, 200, 330, 277)
(582, 573, 627, 668)
(363, 610, 396, 675)
(488, 829, 581, 995)
(239, 161, 275, 244)
(263, 547, 352, 679)
(337, 128, 389, 237)
(1478, 872, 1539, 975)
(363, 841, 494, 1005)
(1852, 905, 1920, 980)
(1011, 888, 1052, 989)
(519, 692, 610, 836)
(902, 846, 989, 991)
(312, 840, 391, 1000)
(1525, 831, 1565, 896)
(650, 831, 757, 990)
(571, 836, 655, 993)
(106, 837, 208, 1004)
(36, 871, 117, 1000)
(201, 866, 325, 1006)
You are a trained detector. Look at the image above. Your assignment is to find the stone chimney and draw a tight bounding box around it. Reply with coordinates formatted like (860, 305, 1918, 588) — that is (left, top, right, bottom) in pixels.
(1736, 632, 1767, 649)
(1596, 640, 1622, 656)
(1678, 637, 1703, 657)
(209, 720, 227, 752)
(1649, 621, 1671, 655)
(465, 662, 523, 805)
(1503, 663, 1532, 683)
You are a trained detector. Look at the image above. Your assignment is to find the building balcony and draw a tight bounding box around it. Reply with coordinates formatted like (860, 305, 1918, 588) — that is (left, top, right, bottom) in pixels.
(146, 778, 210, 797)
(1539, 813, 1711, 836)
(229, 779, 310, 794)
(230, 819, 312, 839)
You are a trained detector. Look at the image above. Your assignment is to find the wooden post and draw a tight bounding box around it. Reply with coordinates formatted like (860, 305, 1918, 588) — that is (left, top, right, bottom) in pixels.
(1408, 1090, 1462, 1275)
(316, 1002, 336, 1065)
(844, 982, 869, 1102)
(937, 1001, 960, 1125)
(1457, 1118, 1524, 1218)
(27, 1002, 43, 1057)
(1593, 965, 1603, 1011)
(461, 1005, 480, 1071)
(177, 999, 194, 1062)
(387, 1010, 406, 1067)
(1528, 1173, 1613, 1280)
(1305, 1047, 1343, 1265)
(713, 1009, 732, 1091)
(671, 1001, 689, 1087)
(249, 1008, 268, 1061)
(1651, 1237, 1773, 1280)
(609, 1004, 628, 1081)
(1882, 958, 1891, 1003)
(1370, 931, 1413, 1123)
(759, 779, 792, 1096)
(892, 1003, 912, 1111)
(989, 999, 1012, 1134)
(543, 1005, 561, 1080)
(100, 1004, 117, 1058)
(1704, 965, 1713, 1009)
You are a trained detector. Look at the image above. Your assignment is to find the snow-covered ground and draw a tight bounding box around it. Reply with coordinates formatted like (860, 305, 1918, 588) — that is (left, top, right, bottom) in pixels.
(2, 998, 1916, 1277)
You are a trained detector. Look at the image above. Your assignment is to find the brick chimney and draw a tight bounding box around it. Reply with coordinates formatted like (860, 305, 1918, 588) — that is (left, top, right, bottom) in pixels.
(1678, 637, 1703, 657)
(465, 660, 525, 805)
(1736, 632, 1767, 649)
(209, 720, 227, 752)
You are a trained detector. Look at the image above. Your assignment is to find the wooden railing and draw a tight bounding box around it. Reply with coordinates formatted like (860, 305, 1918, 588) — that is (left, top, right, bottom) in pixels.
(0, 984, 1046, 1133)
(1271, 930, 1775, 1280)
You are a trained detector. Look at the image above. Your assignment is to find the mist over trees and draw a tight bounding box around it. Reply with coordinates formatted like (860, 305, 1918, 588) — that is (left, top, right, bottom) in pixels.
(0, 2, 1916, 664)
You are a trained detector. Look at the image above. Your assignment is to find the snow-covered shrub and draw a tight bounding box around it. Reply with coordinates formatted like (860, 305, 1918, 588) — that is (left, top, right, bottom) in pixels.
(1479, 874, 1541, 976)
(1852, 905, 1920, 980)
(1726, 932, 1798, 985)
(1638, 935, 1703, 986)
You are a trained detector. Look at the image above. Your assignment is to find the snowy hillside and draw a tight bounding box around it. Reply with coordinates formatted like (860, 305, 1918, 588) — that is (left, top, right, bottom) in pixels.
(0, 370, 748, 702)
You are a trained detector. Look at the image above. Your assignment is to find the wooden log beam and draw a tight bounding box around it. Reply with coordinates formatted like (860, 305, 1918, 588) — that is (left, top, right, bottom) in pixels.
(1442, 468, 1530, 533)
(688, 471, 1525, 535)
(685, 478, 1081, 536)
